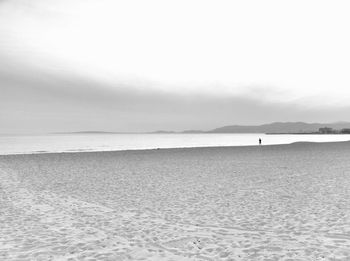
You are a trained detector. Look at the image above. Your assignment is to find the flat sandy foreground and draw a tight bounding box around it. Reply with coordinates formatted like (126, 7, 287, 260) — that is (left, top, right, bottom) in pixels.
(1, 142, 350, 261)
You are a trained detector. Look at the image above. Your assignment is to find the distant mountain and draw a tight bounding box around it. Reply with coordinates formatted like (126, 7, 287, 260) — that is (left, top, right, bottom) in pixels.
(209, 122, 350, 134)
(53, 122, 350, 135)
(181, 130, 206, 134)
(151, 130, 205, 134)
(151, 130, 177, 134)
(54, 131, 126, 134)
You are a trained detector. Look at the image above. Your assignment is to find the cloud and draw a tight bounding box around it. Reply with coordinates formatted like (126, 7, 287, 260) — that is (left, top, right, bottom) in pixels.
(2, 0, 350, 133)
(2, 0, 350, 107)
(1, 59, 350, 134)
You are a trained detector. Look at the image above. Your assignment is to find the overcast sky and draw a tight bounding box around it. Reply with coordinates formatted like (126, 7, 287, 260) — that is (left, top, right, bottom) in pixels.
(1, 0, 350, 133)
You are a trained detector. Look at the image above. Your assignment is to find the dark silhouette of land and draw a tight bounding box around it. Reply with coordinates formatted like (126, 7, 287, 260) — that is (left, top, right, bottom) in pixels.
(208, 121, 350, 134)
(55, 121, 350, 135)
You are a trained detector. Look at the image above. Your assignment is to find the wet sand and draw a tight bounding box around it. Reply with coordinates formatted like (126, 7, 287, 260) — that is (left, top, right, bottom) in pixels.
(1, 142, 350, 260)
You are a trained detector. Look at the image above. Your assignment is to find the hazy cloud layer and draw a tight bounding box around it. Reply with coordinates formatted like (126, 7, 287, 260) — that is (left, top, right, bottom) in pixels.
(2, 59, 349, 134)
(1, 0, 350, 133)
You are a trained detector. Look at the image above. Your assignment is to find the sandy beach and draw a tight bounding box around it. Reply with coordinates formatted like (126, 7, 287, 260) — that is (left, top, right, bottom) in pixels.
(1, 141, 350, 260)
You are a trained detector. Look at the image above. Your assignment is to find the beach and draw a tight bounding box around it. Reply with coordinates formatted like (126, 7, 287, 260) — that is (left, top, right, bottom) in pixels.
(1, 142, 350, 260)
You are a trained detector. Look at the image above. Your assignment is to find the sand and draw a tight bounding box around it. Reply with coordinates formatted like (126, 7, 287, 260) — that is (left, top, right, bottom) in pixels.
(1, 142, 350, 260)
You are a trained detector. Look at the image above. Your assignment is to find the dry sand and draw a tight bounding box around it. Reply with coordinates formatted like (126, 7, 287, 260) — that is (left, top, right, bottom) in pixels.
(1, 142, 350, 260)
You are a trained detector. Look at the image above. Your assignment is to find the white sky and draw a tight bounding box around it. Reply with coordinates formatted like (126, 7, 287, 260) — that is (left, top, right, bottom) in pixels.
(1, 0, 350, 107)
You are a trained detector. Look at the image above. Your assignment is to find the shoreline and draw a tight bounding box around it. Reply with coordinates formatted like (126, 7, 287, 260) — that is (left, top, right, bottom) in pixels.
(1, 139, 350, 157)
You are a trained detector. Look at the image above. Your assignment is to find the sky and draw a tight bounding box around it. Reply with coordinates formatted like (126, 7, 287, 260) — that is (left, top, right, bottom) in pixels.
(1, 0, 350, 133)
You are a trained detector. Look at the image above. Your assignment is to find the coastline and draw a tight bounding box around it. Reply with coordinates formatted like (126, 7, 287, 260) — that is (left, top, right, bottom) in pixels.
(1, 139, 350, 157)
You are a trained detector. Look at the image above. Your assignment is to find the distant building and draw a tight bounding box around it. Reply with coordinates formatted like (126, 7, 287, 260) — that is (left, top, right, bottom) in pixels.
(341, 128, 350, 134)
(319, 127, 333, 134)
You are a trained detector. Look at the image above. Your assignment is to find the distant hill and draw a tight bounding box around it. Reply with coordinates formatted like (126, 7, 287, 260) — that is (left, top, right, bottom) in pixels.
(152, 130, 176, 134)
(209, 122, 350, 134)
(151, 130, 205, 134)
(181, 130, 206, 134)
(54, 131, 128, 134)
(53, 122, 350, 135)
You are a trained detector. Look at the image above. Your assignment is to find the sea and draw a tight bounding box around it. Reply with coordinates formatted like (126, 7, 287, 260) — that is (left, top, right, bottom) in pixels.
(1, 133, 350, 155)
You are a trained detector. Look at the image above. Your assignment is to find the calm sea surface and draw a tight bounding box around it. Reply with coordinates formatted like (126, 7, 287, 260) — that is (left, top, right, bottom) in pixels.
(0, 134, 350, 154)
(1, 133, 350, 155)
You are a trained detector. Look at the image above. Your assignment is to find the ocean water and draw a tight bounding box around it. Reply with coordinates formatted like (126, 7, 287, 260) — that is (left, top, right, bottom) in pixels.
(1, 133, 350, 155)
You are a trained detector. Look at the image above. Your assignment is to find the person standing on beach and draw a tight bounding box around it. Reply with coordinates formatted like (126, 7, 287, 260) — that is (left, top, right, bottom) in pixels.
(259, 138, 262, 145)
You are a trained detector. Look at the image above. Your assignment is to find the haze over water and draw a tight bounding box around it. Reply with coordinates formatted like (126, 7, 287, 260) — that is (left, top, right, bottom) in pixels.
(1, 133, 350, 155)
